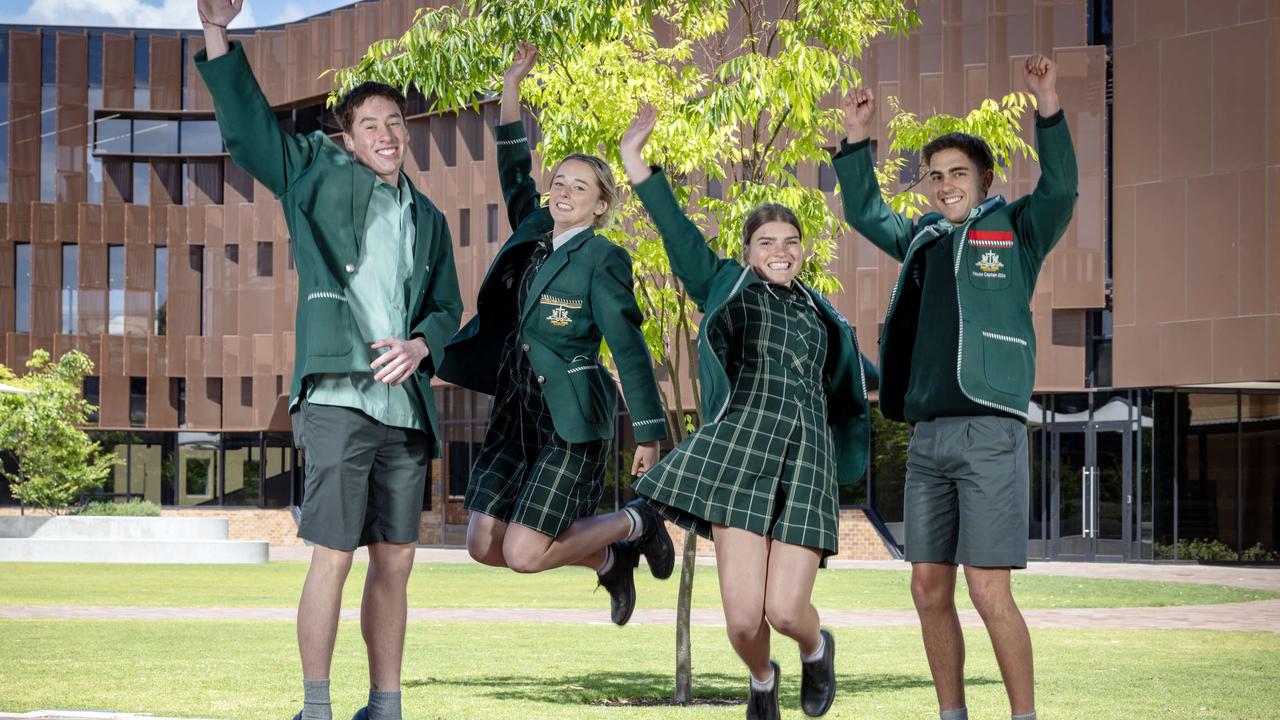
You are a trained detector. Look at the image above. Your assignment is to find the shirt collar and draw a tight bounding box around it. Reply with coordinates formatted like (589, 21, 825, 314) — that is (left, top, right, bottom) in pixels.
(550, 226, 590, 251)
(375, 172, 413, 209)
(934, 194, 1006, 231)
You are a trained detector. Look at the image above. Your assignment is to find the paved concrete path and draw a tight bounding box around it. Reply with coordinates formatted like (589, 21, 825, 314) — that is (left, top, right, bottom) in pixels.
(0, 714, 212, 720)
(4, 598, 1278, 632)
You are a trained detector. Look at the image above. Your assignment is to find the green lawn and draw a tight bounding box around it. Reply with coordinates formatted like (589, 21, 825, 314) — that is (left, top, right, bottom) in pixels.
(2, 620, 1276, 719)
(1, 562, 1273, 610)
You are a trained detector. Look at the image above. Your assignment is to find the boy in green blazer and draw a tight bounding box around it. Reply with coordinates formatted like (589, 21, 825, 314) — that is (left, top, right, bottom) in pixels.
(195, 3, 461, 719)
(437, 44, 673, 626)
(834, 55, 1076, 720)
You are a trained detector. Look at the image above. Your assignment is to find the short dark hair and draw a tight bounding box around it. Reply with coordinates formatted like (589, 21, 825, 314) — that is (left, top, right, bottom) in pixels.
(743, 203, 803, 249)
(923, 132, 995, 177)
(333, 81, 407, 132)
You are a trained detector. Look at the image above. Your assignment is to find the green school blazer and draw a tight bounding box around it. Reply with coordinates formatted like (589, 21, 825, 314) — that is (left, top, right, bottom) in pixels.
(631, 169, 875, 487)
(195, 43, 463, 455)
(834, 112, 1078, 423)
(437, 122, 668, 445)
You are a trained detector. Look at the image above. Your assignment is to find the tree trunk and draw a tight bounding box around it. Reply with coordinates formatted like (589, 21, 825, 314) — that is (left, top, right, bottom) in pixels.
(674, 530, 697, 703)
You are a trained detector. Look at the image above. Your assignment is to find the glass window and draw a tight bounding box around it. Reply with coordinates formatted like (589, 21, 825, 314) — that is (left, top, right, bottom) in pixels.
(132, 161, 149, 205)
(61, 244, 78, 334)
(1240, 393, 1279, 560)
(818, 155, 837, 193)
(41, 85, 56, 203)
(134, 35, 150, 108)
(1179, 393, 1240, 555)
(255, 242, 272, 278)
(177, 432, 218, 505)
(87, 88, 104, 203)
(83, 376, 100, 424)
(154, 246, 168, 335)
(88, 33, 102, 88)
(262, 433, 297, 508)
(108, 244, 125, 335)
(129, 377, 147, 427)
(188, 246, 205, 335)
(868, 405, 908, 545)
(180, 120, 222, 154)
(133, 118, 178, 154)
(95, 117, 132, 154)
(486, 204, 498, 244)
(222, 433, 262, 507)
(41, 32, 55, 84)
(15, 243, 31, 333)
(458, 208, 470, 248)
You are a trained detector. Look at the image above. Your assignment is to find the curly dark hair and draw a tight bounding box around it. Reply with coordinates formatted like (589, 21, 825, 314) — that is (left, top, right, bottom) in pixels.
(333, 82, 407, 132)
(922, 132, 996, 177)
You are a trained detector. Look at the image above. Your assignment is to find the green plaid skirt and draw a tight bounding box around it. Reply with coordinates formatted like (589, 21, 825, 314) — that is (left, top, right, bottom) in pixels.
(634, 283, 839, 554)
(464, 241, 610, 537)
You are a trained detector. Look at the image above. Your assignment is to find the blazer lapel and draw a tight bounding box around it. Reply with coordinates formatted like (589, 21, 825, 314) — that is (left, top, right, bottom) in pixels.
(350, 162, 374, 253)
(406, 182, 435, 310)
(521, 228, 594, 322)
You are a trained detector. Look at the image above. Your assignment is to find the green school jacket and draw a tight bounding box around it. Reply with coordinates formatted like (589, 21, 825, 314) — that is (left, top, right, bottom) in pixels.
(631, 169, 875, 487)
(833, 111, 1078, 423)
(194, 43, 463, 455)
(437, 122, 668, 445)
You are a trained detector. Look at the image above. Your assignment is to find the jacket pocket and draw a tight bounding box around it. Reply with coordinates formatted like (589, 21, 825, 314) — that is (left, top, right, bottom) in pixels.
(304, 291, 354, 357)
(566, 354, 609, 424)
(980, 328, 1032, 395)
(538, 293, 586, 333)
(965, 230, 1015, 291)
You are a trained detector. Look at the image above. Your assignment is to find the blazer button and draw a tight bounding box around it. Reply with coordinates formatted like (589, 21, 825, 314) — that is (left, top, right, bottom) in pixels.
(345, 263, 356, 273)
(521, 343, 530, 352)
(537, 375, 546, 384)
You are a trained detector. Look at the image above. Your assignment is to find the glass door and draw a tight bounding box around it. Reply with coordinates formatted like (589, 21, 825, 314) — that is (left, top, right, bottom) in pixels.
(1052, 422, 1132, 560)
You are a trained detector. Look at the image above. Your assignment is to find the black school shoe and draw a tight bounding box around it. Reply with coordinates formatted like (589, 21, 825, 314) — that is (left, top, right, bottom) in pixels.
(627, 498, 675, 580)
(800, 629, 836, 716)
(350, 708, 369, 720)
(597, 541, 638, 625)
(747, 661, 782, 720)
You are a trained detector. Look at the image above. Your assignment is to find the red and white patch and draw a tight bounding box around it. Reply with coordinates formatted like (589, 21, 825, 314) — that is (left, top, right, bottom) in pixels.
(968, 230, 1014, 248)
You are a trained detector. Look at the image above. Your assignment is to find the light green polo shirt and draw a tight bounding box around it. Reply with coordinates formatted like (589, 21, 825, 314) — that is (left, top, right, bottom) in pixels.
(306, 173, 424, 432)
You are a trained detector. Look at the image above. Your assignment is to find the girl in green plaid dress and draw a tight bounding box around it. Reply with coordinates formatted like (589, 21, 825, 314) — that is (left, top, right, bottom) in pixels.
(621, 107, 874, 720)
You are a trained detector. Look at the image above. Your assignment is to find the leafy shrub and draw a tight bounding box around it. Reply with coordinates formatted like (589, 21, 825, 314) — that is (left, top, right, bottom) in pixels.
(75, 499, 162, 517)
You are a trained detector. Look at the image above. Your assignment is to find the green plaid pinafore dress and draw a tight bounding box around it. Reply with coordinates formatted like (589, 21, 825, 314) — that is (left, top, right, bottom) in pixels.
(634, 281, 840, 554)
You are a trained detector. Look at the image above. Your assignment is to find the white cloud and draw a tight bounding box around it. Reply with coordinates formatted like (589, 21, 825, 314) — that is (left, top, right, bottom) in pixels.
(269, 1, 308, 25)
(0, 0, 260, 30)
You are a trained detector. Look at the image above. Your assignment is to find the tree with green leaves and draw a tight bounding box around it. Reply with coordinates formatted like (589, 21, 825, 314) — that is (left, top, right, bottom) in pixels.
(0, 350, 117, 513)
(335, 0, 1041, 702)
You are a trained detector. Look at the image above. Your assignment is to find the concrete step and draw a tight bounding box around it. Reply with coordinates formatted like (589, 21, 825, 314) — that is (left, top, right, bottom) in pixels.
(0, 538, 268, 564)
(0, 516, 230, 541)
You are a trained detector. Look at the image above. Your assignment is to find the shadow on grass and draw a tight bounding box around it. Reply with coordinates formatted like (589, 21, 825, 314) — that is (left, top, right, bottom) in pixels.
(404, 670, 1000, 706)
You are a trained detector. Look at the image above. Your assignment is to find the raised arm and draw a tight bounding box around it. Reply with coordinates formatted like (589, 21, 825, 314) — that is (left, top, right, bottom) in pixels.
(494, 42, 542, 229)
(622, 106, 735, 309)
(194, 1, 323, 198)
(831, 88, 916, 262)
(1014, 54, 1077, 265)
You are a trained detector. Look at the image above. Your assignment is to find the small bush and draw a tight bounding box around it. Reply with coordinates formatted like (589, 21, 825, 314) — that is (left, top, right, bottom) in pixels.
(1153, 539, 1277, 562)
(75, 499, 161, 517)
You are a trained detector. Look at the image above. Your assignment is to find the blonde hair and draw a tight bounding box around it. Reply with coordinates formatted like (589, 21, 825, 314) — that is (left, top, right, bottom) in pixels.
(551, 153, 620, 229)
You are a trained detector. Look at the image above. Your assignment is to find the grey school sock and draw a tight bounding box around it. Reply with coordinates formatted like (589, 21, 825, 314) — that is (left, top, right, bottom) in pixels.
(597, 544, 615, 575)
(939, 708, 968, 720)
(301, 679, 332, 720)
(1012, 713, 1037, 720)
(368, 688, 402, 720)
(623, 505, 644, 542)
(749, 667, 776, 692)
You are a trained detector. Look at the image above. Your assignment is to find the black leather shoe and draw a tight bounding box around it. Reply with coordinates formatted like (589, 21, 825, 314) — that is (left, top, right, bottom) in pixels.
(350, 707, 369, 720)
(747, 660, 782, 720)
(627, 498, 675, 580)
(291, 713, 302, 720)
(800, 629, 836, 716)
(597, 541, 638, 625)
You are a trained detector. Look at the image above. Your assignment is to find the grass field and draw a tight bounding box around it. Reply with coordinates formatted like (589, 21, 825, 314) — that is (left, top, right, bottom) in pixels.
(1, 561, 1273, 610)
(2, 620, 1277, 719)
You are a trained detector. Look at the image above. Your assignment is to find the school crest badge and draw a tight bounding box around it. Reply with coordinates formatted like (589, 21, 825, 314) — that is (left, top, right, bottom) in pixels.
(540, 294, 582, 328)
(976, 250, 1004, 273)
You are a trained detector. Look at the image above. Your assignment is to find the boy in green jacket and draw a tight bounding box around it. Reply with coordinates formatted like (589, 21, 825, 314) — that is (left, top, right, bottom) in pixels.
(834, 55, 1076, 720)
(195, 2, 462, 720)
